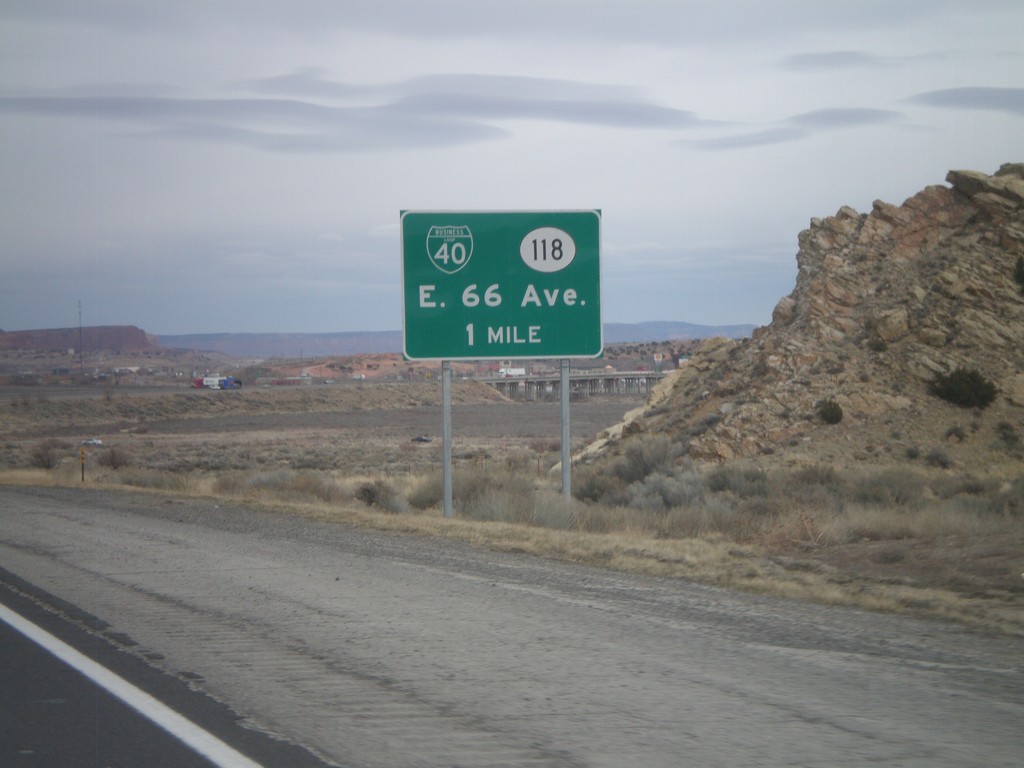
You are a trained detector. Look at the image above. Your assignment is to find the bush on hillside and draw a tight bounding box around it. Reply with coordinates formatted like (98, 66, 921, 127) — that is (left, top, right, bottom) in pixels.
(613, 435, 680, 484)
(929, 367, 997, 409)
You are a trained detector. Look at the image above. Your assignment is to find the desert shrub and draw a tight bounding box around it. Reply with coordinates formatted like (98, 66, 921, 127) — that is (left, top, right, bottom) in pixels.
(119, 470, 204, 493)
(29, 438, 63, 469)
(1015, 255, 1024, 293)
(995, 421, 1020, 451)
(528, 438, 560, 453)
(929, 367, 997, 409)
(930, 474, 996, 499)
(407, 473, 443, 509)
(817, 398, 844, 424)
(613, 435, 679, 484)
(571, 496, 738, 539)
(831, 505, 918, 542)
(356, 480, 407, 514)
(737, 496, 783, 518)
(990, 478, 1024, 516)
(945, 425, 966, 442)
(571, 504, 629, 534)
(924, 448, 954, 469)
(214, 469, 346, 505)
(613, 464, 703, 512)
(851, 468, 925, 506)
(653, 496, 739, 539)
(504, 450, 535, 473)
(572, 468, 625, 503)
(705, 465, 768, 498)
(531, 495, 579, 530)
(789, 464, 841, 488)
(98, 446, 131, 470)
(460, 487, 535, 524)
(452, 468, 536, 523)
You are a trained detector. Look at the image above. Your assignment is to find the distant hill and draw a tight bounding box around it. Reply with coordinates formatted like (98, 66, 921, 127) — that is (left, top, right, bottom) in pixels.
(603, 322, 754, 344)
(158, 331, 403, 358)
(0, 325, 159, 353)
(159, 323, 755, 358)
(1, 323, 755, 359)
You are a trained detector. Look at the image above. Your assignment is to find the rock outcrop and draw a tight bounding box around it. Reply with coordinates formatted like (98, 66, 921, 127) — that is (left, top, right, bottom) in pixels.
(587, 163, 1024, 472)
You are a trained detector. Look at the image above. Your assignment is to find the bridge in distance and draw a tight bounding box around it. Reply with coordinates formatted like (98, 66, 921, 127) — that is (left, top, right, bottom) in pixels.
(481, 369, 666, 399)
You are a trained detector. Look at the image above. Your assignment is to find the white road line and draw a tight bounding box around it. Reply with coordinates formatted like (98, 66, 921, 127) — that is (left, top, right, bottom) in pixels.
(0, 603, 265, 768)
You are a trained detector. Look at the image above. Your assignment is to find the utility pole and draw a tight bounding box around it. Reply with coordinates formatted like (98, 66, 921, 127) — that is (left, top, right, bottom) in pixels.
(78, 300, 84, 374)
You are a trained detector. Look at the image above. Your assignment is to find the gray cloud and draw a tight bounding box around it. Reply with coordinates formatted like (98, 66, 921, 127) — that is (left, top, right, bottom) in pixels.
(788, 108, 902, 129)
(684, 107, 902, 151)
(249, 71, 706, 129)
(3, 0, 998, 49)
(779, 51, 890, 71)
(686, 127, 805, 151)
(0, 93, 496, 153)
(0, 73, 705, 153)
(907, 87, 1024, 116)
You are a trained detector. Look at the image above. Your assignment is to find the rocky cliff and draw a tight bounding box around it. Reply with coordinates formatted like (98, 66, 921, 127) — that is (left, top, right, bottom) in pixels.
(588, 163, 1024, 472)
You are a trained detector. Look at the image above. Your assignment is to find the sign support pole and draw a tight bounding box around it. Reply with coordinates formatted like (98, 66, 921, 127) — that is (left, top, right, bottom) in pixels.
(560, 358, 571, 501)
(442, 360, 453, 518)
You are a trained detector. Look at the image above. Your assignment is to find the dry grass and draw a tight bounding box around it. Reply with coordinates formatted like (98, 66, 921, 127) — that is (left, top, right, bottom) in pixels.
(4, 460, 1022, 636)
(2, 386, 1022, 636)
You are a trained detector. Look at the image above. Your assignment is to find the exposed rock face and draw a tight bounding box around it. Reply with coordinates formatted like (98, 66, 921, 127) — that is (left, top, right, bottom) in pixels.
(0, 325, 160, 353)
(594, 164, 1024, 471)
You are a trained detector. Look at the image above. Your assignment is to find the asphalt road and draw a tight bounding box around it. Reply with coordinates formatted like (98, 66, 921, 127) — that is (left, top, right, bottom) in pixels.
(0, 612, 224, 768)
(1, 486, 1021, 767)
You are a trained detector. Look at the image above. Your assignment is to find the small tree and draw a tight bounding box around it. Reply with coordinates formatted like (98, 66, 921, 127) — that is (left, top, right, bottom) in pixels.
(930, 367, 997, 409)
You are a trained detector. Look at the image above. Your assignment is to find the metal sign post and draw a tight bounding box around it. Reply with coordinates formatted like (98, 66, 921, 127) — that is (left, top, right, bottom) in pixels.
(442, 361, 453, 518)
(560, 359, 571, 501)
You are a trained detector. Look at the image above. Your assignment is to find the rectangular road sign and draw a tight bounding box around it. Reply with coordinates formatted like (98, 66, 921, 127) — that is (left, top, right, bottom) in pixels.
(401, 210, 602, 360)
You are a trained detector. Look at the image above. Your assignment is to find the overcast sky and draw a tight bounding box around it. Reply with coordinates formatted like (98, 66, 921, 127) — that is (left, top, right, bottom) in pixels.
(1, 1, 1021, 336)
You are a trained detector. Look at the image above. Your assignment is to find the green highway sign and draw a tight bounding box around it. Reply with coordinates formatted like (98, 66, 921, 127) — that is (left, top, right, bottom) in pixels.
(401, 211, 602, 360)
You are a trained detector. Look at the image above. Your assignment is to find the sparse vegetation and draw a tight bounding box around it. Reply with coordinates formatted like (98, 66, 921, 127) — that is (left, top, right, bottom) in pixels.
(929, 367, 997, 409)
(1014, 255, 1024, 294)
(2, 376, 1023, 634)
(98, 446, 131, 469)
(29, 438, 63, 469)
(996, 421, 1020, 452)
